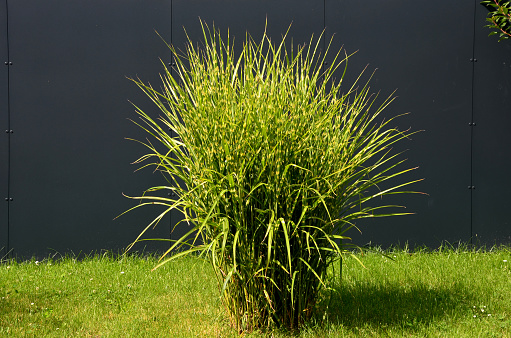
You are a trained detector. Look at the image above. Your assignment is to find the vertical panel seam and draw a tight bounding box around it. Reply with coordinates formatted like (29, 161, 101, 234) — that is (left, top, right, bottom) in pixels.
(169, 0, 173, 247)
(4, 0, 10, 255)
(323, 0, 326, 53)
(170, 0, 173, 49)
(470, 0, 478, 244)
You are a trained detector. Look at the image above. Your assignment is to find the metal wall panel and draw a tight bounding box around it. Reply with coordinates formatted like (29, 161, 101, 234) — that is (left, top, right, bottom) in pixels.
(326, 0, 474, 248)
(472, 3, 511, 246)
(3, 0, 508, 255)
(0, 0, 8, 257)
(171, 0, 324, 243)
(8, 0, 172, 258)
(173, 0, 324, 47)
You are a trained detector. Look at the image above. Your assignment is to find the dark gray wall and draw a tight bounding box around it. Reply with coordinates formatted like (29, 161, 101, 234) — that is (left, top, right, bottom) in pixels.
(1, 0, 510, 258)
(472, 3, 511, 245)
(1, 0, 8, 257)
(3, 0, 175, 258)
(325, 1, 475, 247)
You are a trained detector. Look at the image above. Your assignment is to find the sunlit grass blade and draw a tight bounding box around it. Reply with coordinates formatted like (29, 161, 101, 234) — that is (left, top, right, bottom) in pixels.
(123, 21, 420, 332)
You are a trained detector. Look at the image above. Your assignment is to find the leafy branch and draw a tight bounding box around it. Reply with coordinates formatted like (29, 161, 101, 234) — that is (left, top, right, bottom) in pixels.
(482, 0, 511, 41)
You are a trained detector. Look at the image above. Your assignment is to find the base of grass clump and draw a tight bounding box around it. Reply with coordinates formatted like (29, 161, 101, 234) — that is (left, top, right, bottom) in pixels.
(123, 21, 420, 332)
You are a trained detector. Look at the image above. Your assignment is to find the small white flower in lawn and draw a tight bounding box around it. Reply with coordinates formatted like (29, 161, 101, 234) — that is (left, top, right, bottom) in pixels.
(481, 309, 485, 312)
(90, 278, 93, 281)
(120, 271, 125, 274)
(31, 303, 34, 305)
(473, 315, 477, 318)
(6, 266, 10, 269)
(504, 260, 508, 263)
(473, 306, 476, 308)
(35, 261, 39, 265)
(488, 314, 491, 317)
(484, 306, 486, 308)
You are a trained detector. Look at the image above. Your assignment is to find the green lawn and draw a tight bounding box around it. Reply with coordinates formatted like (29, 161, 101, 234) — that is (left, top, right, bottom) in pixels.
(1, 246, 510, 337)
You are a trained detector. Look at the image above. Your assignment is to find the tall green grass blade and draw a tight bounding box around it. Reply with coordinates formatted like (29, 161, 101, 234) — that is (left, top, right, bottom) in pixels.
(123, 21, 420, 332)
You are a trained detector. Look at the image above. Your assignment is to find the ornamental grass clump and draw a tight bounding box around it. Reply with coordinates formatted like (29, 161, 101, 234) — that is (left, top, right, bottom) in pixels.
(124, 23, 419, 332)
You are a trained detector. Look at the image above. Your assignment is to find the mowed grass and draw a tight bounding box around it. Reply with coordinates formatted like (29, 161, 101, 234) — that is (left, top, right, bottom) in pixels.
(0, 245, 510, 337)
(0, 253, 231, 337)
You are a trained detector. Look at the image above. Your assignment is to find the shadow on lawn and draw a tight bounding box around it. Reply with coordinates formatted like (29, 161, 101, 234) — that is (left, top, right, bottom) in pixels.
(317, 281, 474, 330)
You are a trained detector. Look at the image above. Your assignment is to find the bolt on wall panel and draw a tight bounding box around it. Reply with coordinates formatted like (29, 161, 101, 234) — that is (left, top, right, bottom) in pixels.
(472, 3, 511, 246)
(171, 0, 324, 243)
(326, 0, 474, 248)
(0, 0, 8, 256)
(8, 0, 173, 258)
